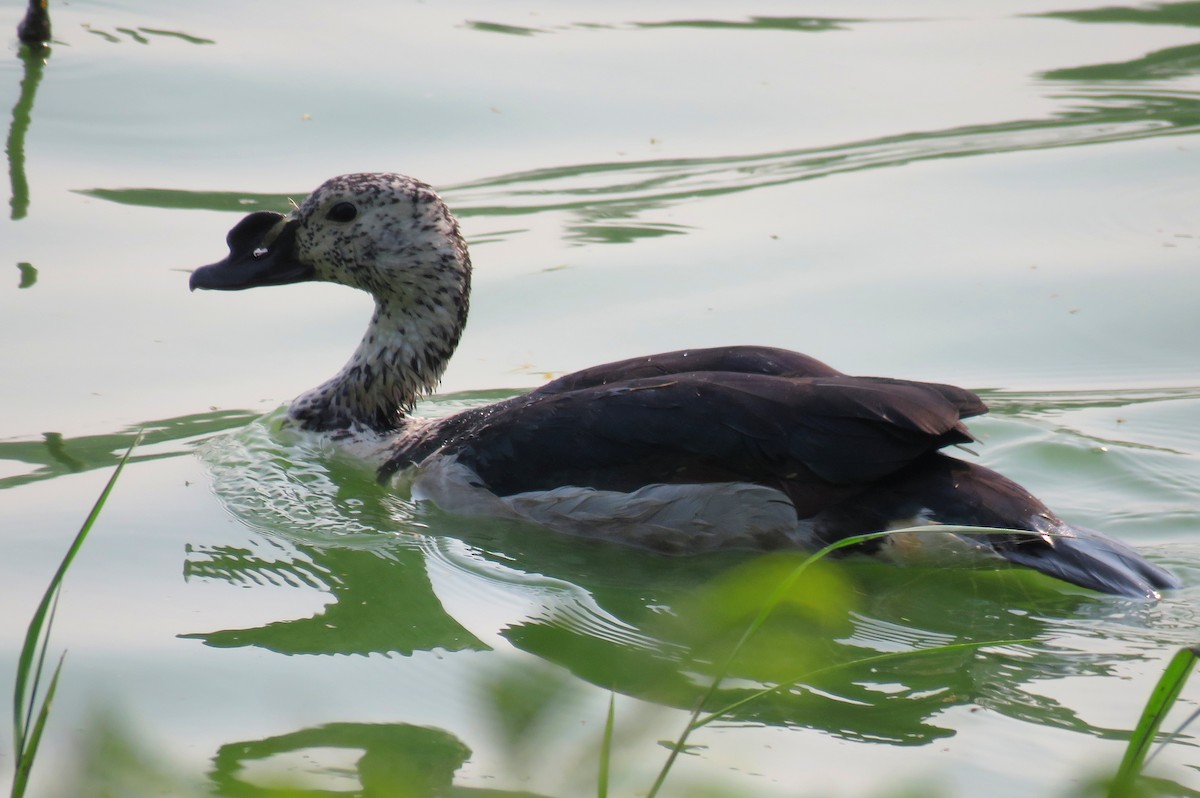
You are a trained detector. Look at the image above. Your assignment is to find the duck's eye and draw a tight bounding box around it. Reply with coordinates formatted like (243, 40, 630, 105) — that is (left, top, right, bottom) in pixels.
(326, 201, 358, 223)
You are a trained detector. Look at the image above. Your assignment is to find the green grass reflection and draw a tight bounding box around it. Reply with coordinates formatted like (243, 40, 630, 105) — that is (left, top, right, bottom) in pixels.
(79, 85, 1200, 241)
(0, 410, 258, 491)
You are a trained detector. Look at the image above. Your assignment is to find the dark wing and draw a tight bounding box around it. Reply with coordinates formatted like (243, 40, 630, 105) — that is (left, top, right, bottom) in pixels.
(382, 346, 850, 476)
(533, 345, 844, 395)
(381, 371, 986, 511)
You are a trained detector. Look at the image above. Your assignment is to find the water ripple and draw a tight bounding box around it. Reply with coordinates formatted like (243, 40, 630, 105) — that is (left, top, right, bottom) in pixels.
(79, 90, 1200, 244)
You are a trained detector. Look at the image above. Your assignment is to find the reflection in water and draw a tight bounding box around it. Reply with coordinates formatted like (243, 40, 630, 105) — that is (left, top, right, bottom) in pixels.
(185, 398, 1196, 748)
(1043, 46, 1200, 82)
(443, 533, 1153, 745)
(446, 0, 1200, 243)
(79, 89, 1200, 242)
(58, 712, 546, 798)
(211, 722, 552, 797)
(60, 0, 1200, 249)
(440, 92, 1200, 230)
(7, 42, 48, 220)
(981, 386, 1200, 417)
(79, 186, 297, 213)
(980, 386, 1200, 453)
(464, 21, 546, 37)
(0, 409, 257, 491)
(81, 25, 216, 46)
(182, 415, 488, 656)
(632, 16, 859, 33)
(1037, 3, 1200, 81)
(466, 15, 862, 36)
(212, 723, 467, 797)
(183, 539, 488, 657)
(1038, 1, 1200, 28)
(16, 261, 37, 287)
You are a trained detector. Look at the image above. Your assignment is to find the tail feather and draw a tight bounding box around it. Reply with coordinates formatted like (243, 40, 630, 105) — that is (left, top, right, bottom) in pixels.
(824, 455, 1182, 599)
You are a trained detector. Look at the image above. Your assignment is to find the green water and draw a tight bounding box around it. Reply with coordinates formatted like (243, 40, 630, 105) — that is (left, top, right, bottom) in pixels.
(2, 1, 1199, 795)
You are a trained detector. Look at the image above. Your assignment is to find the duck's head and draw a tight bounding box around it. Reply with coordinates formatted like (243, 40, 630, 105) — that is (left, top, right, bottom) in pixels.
(190, 173, 473, 432)
(190, 172, 471, 305)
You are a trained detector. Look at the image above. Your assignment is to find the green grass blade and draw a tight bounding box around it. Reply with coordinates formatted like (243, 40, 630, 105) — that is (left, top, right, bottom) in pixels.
(597, 693, 615, 798)
(1109, 646, 1200, 797)
(18, 592, 60, 759)
(646, 529, 899, 798)
(11, 653, 65, 798)
(646, 523, 1051, 798)
(704, 529, 901, 678)
(11, 434, 140, 795)
(680, 523, 1029, 697)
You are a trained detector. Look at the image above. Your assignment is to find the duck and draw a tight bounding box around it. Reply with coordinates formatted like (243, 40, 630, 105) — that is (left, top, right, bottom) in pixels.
(189, 172, 1180, 600)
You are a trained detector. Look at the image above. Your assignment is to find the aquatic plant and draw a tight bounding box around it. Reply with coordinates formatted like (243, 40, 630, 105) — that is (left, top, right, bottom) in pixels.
(9, 437, 139, 798)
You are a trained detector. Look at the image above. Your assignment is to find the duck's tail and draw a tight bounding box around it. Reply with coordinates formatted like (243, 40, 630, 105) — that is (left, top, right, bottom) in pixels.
(821, 454, 1181, 599)
(990, 522, 1180, 600)
(931, 458, 1182, 599)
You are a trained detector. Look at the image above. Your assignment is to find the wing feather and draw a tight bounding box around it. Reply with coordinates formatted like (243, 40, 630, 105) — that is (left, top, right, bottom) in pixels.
(381, 369, 987, 500)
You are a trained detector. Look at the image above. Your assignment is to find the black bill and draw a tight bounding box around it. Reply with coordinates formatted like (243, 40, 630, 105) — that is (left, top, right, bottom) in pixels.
(189, 211, 313, 291)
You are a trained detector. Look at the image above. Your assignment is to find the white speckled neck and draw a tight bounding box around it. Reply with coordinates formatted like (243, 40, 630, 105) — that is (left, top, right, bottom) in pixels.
(284, 174, 472, 433)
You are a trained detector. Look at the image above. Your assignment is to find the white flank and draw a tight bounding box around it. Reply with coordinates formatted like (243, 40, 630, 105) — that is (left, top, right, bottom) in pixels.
(403, 454, 816, 553)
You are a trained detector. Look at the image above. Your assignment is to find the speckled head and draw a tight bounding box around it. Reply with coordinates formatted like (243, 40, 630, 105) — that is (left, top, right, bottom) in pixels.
(292, 173, 471, 300)
(191, 172, 472, 301)
(191, 173, 474, 433)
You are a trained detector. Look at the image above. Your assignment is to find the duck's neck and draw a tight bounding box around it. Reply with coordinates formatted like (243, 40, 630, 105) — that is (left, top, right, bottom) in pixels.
(288, 274, 471, 435)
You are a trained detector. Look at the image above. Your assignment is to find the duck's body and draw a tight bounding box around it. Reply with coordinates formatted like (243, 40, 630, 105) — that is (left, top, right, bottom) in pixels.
(190, 172, 1179, 599)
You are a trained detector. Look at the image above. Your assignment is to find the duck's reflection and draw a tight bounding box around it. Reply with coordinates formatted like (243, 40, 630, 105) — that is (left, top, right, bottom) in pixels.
(434, 517, 1142, 744)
